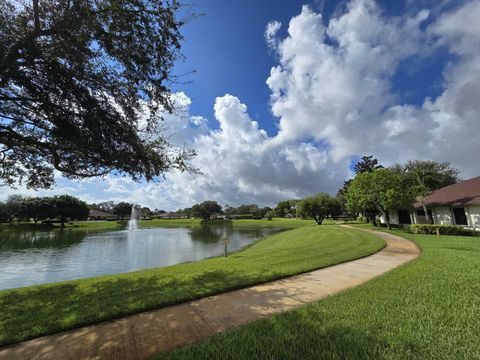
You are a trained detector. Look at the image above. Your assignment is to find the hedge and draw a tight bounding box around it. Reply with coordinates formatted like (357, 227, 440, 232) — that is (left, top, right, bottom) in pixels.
(409, 224, 480, 236)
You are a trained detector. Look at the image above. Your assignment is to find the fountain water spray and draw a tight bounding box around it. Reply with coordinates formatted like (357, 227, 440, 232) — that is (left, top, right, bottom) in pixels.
(129, 205, 139, 231)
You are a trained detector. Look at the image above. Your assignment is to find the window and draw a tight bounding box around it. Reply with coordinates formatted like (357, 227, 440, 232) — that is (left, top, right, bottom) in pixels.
(397, 209, 411, 224)
(416, 209, 433, 217)
(453, 208, 468, 226)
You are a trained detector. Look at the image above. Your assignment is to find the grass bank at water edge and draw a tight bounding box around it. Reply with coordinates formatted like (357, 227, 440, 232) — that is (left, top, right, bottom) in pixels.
(0, 224, 383, 346)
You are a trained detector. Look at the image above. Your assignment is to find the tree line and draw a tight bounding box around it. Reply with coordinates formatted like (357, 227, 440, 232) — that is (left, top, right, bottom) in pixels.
(0, 195, 89, 227)
(89, 201, 156, 220)
(0, 197, 158, 225)
(0, 157, 460, 227)
(173, 197, 342, 224)
(264, 156, 460, 226)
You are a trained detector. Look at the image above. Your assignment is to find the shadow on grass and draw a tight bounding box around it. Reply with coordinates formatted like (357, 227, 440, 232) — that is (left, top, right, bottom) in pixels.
(0, 268, 270, 346)
(159, 307, 398, 360)
(2, 268, 399, 360)
(0, 225, 385, 348)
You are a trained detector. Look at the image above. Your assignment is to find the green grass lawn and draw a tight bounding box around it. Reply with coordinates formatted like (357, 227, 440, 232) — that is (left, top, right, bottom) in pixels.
(158, 226, 480, 360)
(0, 224, 383, 346)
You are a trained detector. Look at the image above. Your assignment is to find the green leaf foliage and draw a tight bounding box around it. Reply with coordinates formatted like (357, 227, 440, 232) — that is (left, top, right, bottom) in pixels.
(297, 193, 341, 225)
(191, 201, 222, 221)
(1, 0, 196, 188)
(346, 169, 412, 228)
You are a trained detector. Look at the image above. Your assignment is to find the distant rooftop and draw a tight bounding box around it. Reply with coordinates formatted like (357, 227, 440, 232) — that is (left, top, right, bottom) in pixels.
(89, 209, 116, 217)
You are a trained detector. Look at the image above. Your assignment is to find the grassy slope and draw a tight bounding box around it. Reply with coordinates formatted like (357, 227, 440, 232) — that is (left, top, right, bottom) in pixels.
(159, 227, 480, 360)
(0, 224, 383, 346)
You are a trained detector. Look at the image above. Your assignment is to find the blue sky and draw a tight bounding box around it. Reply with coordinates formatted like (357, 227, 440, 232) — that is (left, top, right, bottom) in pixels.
(173, 0, 453, 134)
(4, 0, 480, 210)
(173, 0, 305, 136)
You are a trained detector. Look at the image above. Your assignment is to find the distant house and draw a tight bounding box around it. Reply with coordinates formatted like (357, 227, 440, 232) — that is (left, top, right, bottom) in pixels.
(156, 212, 188, 219)
(225, 214, 254, 220)
(380, 176, 480, 229)
(88, 209, 118, 221)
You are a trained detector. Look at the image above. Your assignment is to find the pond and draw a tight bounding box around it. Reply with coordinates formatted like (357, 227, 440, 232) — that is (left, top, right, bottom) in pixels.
(0, 225, 283, 291)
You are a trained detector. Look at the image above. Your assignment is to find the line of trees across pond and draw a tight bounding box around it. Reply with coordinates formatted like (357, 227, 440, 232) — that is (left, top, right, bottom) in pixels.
(0, 197, 163, 225)
(172, 203, 275, 221)
(0, 157, 461, 227)
(171, 196, 343, 224)
(0, 195, 89, 227)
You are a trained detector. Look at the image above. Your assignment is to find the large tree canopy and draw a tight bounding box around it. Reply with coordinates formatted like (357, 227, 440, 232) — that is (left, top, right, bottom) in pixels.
(392, 160, 459, 192)
(0, 0, 195, 188)
(392, 160, 460, 224)
(112, 201, 133, 220)
(346, 168, 412, 229)
(51, 194, 89, 227)
(337, 155, 384, 225)
(354, 155, 383, 174)
(191, 200, 222, 221)
(297, 193, 341, 225)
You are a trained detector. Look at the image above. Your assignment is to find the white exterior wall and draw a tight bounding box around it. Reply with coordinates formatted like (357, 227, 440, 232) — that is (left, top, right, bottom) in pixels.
(411, 205, 479, 228)
(379, 210, 399, 225)
(412, 211, 429, 224)
(389, 209, 399, 225)
(379, 213, 386, 224)
(432, 207, 453, 225)
(466, 205, 480, 229)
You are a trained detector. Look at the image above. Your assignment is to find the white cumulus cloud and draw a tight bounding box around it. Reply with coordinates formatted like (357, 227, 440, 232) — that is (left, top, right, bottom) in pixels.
(265, 20, 282, 50)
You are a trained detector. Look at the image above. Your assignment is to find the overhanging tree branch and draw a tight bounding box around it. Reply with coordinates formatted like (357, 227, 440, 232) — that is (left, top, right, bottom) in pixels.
(1, 0, 197, 188)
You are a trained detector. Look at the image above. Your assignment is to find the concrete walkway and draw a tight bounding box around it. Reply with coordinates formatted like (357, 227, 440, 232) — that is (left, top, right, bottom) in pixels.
(0, 226, 420, 360)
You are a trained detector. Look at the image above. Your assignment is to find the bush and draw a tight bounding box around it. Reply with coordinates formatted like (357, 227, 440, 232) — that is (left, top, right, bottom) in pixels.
(226, 214, 255, 220)
(379, 223, 401, 229)
(265, 210, 274, 220)
(409, 224, 480, 236)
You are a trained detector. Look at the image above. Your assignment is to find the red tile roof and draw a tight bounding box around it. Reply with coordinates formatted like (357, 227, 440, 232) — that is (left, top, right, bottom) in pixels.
(414, 176, 480, 207)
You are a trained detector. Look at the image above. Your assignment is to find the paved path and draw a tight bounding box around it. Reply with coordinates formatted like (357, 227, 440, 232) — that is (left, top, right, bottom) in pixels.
(0, 226, 420, 360)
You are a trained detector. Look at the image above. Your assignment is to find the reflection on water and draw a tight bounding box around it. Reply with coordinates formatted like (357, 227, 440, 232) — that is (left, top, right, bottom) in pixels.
(0, 225, 282, 290)
(0, 230, 87, 250)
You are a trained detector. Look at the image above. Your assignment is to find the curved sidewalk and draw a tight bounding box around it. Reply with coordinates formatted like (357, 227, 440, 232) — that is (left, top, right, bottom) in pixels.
(0, 226, 420, 360)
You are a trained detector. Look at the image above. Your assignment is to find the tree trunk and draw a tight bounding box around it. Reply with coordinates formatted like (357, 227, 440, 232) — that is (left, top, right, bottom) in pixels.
(60, 217, 65, 228)
(383, 211, 391, 230)
(422, 203, 431, 224)
(384, 211, 391, 230)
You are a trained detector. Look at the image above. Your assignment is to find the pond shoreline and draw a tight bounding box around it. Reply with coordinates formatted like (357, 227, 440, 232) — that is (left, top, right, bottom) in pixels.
(0, 223, 285, 291)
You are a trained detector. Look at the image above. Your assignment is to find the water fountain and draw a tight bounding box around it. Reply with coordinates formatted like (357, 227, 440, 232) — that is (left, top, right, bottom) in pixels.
(128, 205, 139, 231)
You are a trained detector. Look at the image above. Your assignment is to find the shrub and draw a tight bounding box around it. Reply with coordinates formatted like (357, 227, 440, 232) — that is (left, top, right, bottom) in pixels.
(265, 210, 275, 220)
(379, 223, 401, 229)
(410, 224, 480, 236)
